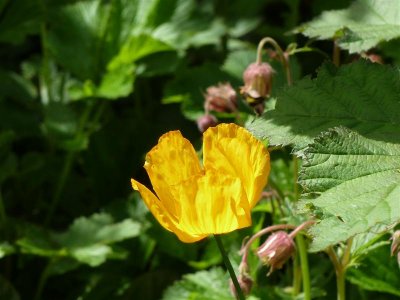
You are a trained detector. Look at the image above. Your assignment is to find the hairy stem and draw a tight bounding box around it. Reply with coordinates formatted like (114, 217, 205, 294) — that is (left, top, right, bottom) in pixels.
(333, 40, 340, 67)
(214, 235, 245, 300)
(292, 253, 301, 296)
(256, 37, 292, 85)
(326, 246, 348, 300)
(296, 234, 311, 300)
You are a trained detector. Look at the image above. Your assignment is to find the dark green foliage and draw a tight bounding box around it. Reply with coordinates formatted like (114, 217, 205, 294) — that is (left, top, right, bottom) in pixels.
(1, 0, 400, 299)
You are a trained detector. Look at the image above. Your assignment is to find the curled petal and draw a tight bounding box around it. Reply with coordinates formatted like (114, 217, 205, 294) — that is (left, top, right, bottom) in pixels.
(145, 130, 202, 219)
(203, 123, 270, 208)
(131, 179, 201, 243)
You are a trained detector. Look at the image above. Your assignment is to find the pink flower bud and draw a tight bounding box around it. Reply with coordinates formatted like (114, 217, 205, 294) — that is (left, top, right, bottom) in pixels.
(391, 230, 400, 256)
(204, 82, 237, 113)
(240, 62, 274, 105)
(229, 274, 253, 298)
(196, 114, 217, 133)
(257, 231, 295, 275)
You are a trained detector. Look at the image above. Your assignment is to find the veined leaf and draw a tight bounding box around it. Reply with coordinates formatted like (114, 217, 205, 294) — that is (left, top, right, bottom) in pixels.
(17, 213, 142, 267)
(247, 60, 400, 149)
(294, 0, 400, 53)
(347, 246, 400, 296)
(162, 268, 232, 300)
(298, 127, 400, 252)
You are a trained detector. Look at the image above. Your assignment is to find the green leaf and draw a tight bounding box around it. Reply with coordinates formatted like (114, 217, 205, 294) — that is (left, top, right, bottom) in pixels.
(162, 268, 232, 300)
(0, 242, 15, 259)
(298, 127, 400, 251)
(17, 213, 142, 267)
(247, 60, 400, 149)
(47, 1, 171, 100)
(294, 0, 400, 53)
(42, 102, 88, 151)
(347, 246, 400, 296)
(0, 0, 41, 44)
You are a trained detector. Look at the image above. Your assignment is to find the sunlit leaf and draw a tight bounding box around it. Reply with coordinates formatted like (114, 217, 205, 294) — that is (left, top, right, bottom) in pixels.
(298, 127, 400, 251)
(294, 0, 400, 53)
(162, 268, 232, 300)
(247, 60, 400, 149)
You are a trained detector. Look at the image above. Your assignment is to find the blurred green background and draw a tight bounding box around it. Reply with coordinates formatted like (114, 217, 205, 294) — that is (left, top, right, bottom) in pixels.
(0, 0, 361, 299)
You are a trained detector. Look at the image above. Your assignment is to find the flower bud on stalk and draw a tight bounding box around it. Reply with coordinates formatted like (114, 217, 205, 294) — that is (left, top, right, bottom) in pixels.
(204, 82, 237, 113)
(390, 230, 400, 266)
(257, 231, 295, 275)
(196, 114, 218, 133)
(240, 62, 274, 106)
(229, 274, 253, 298)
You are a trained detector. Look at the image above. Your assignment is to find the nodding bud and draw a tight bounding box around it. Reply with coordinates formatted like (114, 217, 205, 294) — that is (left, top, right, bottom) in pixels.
(229, 274, 253, 298)
(257, 231, 295, 275)
(240, 62, 274, 105)
(204, 82, 237, 113)
(196, 114, 218, 133)
(391, 230, 400, 254)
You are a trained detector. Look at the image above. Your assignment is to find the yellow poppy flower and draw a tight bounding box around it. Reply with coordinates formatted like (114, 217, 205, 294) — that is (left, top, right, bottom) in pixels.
(131, 123, 270, 243)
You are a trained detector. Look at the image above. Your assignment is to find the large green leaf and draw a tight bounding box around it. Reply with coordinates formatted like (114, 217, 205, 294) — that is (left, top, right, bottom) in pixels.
(17, 213, 142, 267)
(294, 0, 400, 53)
(162, 268, 232, 300)
(47, 0, 175, 100)
(247, 60, 400, 149)
(298, 127, 400, 251)
(347, 246, 400, 296)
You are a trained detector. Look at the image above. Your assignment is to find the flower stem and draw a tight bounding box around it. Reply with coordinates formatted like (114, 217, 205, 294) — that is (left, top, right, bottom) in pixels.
(296, 234, 311, 300)
(292, 253, 301, 296)
(214, 235, 245, 300)
(34, 259, 53, 300)
(337, 268, 346, 300)
(333, 40, 340, 67)
(326, 246, 347, 300)
(44, 101, 94, 225)
(44, 151, 75, 225)
(256, 37, 292, 86)
(0, 188, 6, 225)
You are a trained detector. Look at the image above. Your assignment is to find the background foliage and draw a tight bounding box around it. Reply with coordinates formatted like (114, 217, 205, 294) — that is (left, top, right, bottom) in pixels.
(0, 0, 399, 299)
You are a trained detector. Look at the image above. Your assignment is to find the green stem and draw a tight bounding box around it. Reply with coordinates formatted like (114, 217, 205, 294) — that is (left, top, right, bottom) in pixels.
(326, 247, 346, 300)
(337, 268, 346, 300)
(44, 151, 75, 225)
(341, 237, 353, 267)
(37, 0, 52, 104)
(293, 156, 299, 198)
(0, 188, 6, 225)
(256, 37, 292, 86)
(214, 235, 245, 300)
(34, 259, 53, 300)
(292, 252, 301, 296)
(333, 40, 340, 67)
(296, 234, 311, 300)
(45, 101, 94, 225)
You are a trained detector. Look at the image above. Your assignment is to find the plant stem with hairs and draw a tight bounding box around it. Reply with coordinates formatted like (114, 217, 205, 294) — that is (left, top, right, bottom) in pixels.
(256, 37, 292, 86)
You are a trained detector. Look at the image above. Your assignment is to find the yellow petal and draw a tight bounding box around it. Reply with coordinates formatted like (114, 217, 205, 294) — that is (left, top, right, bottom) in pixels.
(203, 123, 270, 208)
(131, 179, 203, 243)
(144, 130, 202, 220)
(172, 171, 251, 236)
